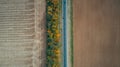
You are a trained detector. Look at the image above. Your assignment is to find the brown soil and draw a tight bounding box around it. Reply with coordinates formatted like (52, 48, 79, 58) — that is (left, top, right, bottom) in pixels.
(73, 0, 120, 67)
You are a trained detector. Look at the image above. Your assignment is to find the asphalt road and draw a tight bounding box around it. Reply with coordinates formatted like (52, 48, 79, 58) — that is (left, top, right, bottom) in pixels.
(73, 0, 120, 67)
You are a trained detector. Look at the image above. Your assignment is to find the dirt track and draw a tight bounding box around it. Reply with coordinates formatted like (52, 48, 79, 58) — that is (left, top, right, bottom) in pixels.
(73, 0, 120, 67)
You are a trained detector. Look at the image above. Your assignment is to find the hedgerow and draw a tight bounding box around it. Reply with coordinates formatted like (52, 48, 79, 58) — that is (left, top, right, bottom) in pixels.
(46, 0, 62, 67)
